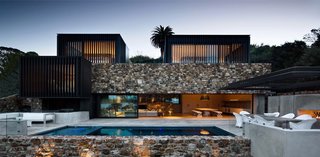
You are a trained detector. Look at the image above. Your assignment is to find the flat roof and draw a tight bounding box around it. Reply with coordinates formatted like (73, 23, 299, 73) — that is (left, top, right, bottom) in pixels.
(222, 66, 320, 92)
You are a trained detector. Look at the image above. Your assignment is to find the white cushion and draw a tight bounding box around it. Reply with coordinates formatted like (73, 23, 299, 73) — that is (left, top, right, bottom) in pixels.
(0, 113, 20, 119)
(295, 114, 313, 120)
(239, 111, 250, 115)
(290, 119, 317, 129)
(22, 113, 54, 122)
(281, 113, 295, 119)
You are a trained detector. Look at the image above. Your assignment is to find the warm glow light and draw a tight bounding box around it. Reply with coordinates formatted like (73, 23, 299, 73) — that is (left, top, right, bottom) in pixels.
(80, 149, 94, 157)
(163, 116, 183, 119)
(171, 44, 243, 63)
(200, 129, 210, 135)
(116, 96, 121, 103)
(298, 109, 320, 118)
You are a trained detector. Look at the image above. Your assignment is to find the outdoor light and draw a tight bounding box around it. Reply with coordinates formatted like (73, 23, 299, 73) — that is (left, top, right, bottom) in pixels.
(116, 96, 121, 103)
(200, 129, 210, 135)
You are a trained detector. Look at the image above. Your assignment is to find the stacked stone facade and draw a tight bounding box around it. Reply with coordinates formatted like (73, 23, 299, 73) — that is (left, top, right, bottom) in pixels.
(0, 95, 42, 113)
(0, 136, 250, 157)
(92, 63, 271, 94)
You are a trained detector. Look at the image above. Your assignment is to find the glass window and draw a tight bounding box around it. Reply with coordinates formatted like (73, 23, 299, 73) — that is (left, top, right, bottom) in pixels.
(99, 95, 138, 118)
(171, 44, 244, 63)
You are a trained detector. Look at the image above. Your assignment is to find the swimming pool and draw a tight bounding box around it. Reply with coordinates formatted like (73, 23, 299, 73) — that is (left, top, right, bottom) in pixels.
(38, 126, 234, 136)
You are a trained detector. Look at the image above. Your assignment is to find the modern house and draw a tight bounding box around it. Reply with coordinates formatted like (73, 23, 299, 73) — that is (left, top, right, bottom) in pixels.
(20, 34, 271, 118)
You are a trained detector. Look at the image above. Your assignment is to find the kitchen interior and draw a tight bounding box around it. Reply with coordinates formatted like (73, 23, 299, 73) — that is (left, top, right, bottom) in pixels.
(181, 94, 253, 115)
(137, 94, 253, 116)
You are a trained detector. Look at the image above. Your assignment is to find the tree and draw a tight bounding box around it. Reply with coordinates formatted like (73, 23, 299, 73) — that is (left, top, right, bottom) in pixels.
(296, 47, 320, 66)
(150, 25, 174, 60)
(303, 28, 320, 48)
(250, 44, 273, 63)
(271, 41, 307, 71)
(25, 51, 39, 56)
(130, 55, 162, 63)
(0, 46, 38, 98)
(130, 55, 153, 63)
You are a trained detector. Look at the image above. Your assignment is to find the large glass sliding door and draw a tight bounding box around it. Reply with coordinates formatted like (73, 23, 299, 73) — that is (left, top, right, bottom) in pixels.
(98, 95, 138, 118)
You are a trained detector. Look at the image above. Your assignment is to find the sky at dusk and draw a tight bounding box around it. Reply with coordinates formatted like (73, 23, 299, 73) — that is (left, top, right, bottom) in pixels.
(0, 0, 319, 58)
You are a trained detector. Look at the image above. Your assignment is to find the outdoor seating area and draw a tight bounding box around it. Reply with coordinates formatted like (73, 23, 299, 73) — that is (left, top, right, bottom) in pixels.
(192, 108, 223, 117)
(233, 111, 319, 129)
(244, 120, 320, 157)
(0, 112, 55, 127)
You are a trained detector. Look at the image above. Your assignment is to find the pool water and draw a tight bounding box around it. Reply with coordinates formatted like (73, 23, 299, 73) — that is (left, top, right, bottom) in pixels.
(38, 126, 234, 136)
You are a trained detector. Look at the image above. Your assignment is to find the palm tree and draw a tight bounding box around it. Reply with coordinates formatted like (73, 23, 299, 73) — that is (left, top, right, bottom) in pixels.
(150, 25, 174, 60)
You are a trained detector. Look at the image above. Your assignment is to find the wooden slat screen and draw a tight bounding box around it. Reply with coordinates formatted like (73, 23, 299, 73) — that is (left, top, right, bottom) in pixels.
(165, 35, 250, 63)
(20, 56, 91, 98)
(57, 34, 128, 63)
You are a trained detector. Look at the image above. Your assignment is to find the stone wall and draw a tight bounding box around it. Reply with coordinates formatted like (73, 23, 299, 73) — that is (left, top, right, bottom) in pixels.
(92, 63, 271, 94)
(0, 95, 42, 113)
(0, 136, 250, 157)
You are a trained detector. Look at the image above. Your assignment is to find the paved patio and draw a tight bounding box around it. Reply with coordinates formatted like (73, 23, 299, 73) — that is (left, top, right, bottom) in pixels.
(27, 116, 242, 136)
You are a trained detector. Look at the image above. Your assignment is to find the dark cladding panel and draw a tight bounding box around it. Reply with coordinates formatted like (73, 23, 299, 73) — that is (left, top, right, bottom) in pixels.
(57, 34, 128, 63)
(164, 35, 250, 63)
(20, 56, 91, 98)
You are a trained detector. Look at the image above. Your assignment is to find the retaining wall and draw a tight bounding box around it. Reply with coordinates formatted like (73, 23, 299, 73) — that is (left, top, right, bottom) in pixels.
(0, 136, 250, 157)
(244, 122, 320, 157)
(0, 95, 41, 113)
(92, 63, 271, 94)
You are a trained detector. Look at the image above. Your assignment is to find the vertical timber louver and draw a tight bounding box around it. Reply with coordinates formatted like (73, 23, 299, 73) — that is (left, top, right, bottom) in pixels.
(20, 56, 91, 98)
(164, 35, 250, 63)
(57, 34, 128, 63)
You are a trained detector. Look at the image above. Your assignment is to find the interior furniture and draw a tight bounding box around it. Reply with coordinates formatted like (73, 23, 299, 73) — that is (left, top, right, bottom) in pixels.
(222, 100, 251, 114)
(195, 108, 218, 116)
(138, 109, 158, 117)
(192, 110, 202, 117)
(212, 110, 223, 117)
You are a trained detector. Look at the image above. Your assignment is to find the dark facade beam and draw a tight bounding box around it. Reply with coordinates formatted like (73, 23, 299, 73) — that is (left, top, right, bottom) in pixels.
(223, 66, 320, 92)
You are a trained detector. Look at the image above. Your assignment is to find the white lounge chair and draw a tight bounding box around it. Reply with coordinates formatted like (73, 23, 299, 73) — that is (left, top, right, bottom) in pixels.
(239, 111, 250, 115)
(233, 112, 243, 128)
(295, 114, 313, 120)
(253, 115, 275, 126)
(241, 114, 252, 123)
(264, 112, 280, 117)
(281, 113, 295, 119)
(192, 110, 202, 117)
(289, 118, 317, 129)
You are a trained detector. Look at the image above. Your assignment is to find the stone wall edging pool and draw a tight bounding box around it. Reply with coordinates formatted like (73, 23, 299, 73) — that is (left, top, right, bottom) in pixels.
(0, 135, 250, 157)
